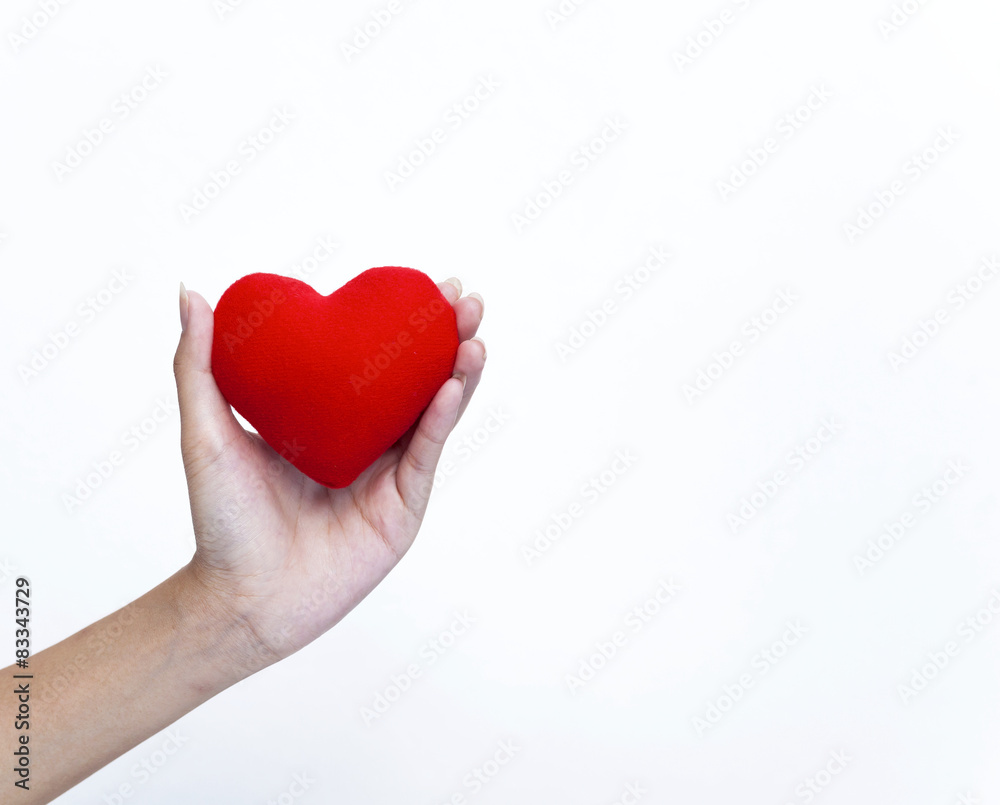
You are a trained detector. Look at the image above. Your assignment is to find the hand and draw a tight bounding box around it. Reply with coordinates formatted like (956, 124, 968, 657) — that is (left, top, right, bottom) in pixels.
(172, 277, 486, 677)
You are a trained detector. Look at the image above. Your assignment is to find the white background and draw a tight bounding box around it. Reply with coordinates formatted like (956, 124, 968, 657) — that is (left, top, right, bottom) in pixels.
(2, 0, 1000, 802)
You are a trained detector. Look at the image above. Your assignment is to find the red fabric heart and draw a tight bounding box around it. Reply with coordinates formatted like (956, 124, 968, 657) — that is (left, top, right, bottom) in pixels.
(210, 267, 459, 488)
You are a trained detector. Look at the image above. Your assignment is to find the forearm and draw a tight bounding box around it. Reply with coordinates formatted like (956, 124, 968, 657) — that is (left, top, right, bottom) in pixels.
(1, 564, 261, 803)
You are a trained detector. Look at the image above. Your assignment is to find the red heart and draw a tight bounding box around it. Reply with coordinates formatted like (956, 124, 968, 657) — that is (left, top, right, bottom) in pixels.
(210, 267, 459, 488)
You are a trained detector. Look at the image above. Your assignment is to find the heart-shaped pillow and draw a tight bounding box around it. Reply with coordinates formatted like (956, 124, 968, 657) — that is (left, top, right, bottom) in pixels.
(211, 267, 459, 488)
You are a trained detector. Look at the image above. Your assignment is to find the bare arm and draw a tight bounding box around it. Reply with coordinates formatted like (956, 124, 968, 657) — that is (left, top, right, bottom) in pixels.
(0, 565, 258, 802)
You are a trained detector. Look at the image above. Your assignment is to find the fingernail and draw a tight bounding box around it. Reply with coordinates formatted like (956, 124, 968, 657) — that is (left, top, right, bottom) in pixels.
(452, 371, 467, 390)
(179, 282, 189, 331)
(471, 336, 486, 360)
(445, 277, 462, 296)
(468, 291, 484, 317)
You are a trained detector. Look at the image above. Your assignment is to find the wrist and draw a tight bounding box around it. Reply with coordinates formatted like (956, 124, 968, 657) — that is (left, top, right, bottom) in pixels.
(173, 561, 280, 691)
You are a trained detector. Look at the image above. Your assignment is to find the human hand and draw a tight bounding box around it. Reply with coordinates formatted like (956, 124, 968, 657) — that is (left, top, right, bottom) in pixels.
(172, 277, 486, 679)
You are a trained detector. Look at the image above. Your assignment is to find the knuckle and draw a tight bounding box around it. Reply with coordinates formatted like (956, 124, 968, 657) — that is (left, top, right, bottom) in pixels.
(172, 345, 185, 377)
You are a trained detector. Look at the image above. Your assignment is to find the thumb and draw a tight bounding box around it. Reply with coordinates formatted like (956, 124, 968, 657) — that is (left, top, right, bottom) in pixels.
(173, 283, 243, 460)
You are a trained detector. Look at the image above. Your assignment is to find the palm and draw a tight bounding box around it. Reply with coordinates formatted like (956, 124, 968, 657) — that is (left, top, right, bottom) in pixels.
(175, 279, 485, 669)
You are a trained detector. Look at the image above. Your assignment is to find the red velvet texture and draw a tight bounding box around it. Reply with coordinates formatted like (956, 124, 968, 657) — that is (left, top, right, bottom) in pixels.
(210, 267, 459, 488)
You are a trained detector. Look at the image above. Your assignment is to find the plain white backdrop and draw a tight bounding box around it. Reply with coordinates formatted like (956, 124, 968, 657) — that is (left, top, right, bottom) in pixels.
(2, 0, 1000, 802)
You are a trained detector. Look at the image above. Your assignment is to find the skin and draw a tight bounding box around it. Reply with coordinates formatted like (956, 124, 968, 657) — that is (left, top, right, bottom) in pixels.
(1, 278, 486, 803)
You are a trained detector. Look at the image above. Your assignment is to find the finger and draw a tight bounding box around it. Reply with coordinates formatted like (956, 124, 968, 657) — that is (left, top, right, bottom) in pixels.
(390, 289, 484, 456)
(396, 374, 466, 515)
(173, 285, 244, 458)
(454, 336, 487, 425)
(453, 294, 484, 342)
(436, 278, 484, 342)
(438, 278, 461, 305)
(396, 333, 486, 457)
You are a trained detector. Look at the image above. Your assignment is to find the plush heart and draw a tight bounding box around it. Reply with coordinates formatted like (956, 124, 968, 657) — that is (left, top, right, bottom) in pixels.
(210, 267, 459, 488)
